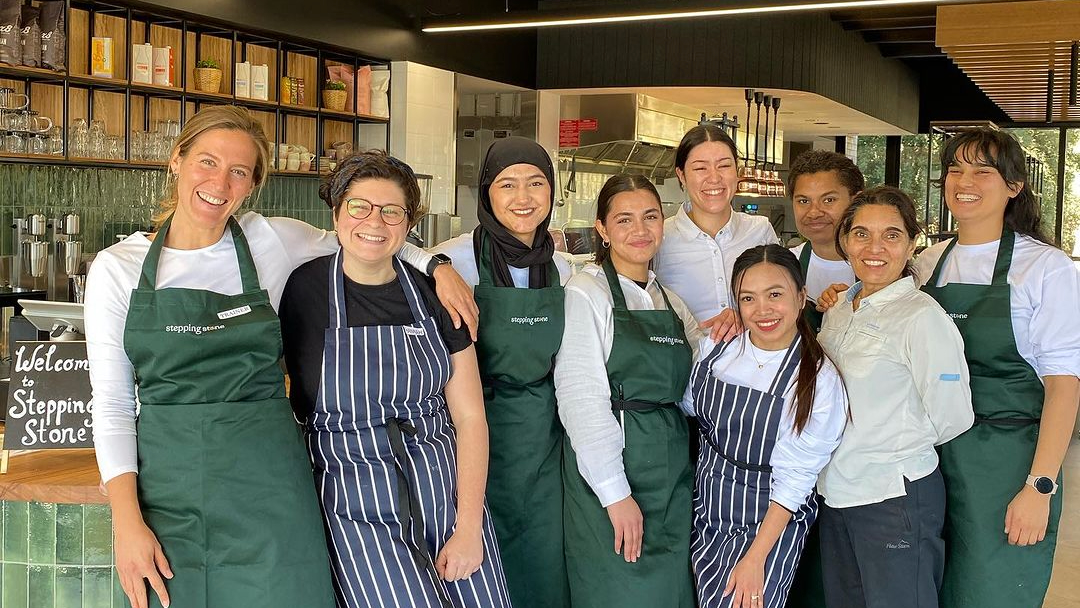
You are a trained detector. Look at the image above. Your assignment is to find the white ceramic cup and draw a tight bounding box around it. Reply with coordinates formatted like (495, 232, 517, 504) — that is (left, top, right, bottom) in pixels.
(286, 152, 301, 171)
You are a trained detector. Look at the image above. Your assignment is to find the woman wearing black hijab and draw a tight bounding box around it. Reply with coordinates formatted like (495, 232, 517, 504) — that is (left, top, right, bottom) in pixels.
(432, 137, 574, 608)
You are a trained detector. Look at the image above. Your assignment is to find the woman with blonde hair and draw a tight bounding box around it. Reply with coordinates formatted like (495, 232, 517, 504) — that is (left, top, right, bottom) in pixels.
(86, 105, 473, 608)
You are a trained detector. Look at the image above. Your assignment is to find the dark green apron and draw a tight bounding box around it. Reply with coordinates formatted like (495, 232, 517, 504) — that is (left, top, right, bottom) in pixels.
(473, 235, 569, 608)
(798, 243, 825, 334)
(123, 216, 335, 608)
(562, 258, 695, 608)
(787, 243, 829, 608)
(921, 230, 1061, 608)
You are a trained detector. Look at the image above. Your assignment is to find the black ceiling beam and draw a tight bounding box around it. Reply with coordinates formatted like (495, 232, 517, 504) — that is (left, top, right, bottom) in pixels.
(830, 5, 937, 22)
(841, 16, 936, 31)
(880, 42, 943, 59)
(862, 27, 936, 44)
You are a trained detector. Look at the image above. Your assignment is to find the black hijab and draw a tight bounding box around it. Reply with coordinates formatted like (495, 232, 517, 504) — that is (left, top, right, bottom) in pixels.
(472, 136, 556, 288)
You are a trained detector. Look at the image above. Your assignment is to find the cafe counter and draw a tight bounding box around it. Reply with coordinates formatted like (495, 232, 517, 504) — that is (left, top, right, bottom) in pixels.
(0, 440, 123, 608)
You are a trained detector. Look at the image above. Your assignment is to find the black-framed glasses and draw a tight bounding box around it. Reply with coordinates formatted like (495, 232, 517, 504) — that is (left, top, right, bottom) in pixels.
(345, 198, 409, 226)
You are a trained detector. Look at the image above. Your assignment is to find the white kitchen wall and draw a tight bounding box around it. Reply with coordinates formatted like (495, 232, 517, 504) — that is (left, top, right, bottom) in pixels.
(389, 61, 456, 214)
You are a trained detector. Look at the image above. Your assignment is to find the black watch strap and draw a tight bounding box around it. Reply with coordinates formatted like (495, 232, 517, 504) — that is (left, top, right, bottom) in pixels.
(426, 253, 452, 276)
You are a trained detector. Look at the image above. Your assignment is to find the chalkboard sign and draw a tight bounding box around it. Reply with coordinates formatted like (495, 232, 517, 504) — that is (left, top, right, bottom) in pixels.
(3, 341, 94, 450)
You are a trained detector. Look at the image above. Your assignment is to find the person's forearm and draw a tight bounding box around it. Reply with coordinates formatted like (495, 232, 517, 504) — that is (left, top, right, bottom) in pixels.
(105, 472, 144, 527)
(1029, 375, 1080, 480)
(744, 502, 793, 563)
(452, 410, 488, 532)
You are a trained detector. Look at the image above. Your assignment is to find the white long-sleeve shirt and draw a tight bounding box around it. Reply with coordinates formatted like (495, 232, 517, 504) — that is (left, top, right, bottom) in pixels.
(681, 334, 848, 513)
(653, 203, 779, 322)
(817, 277, 974, 508)
(914, 233, 1080, 379)
(553, 263, 703, 507)
(86, 212, 433, 483)
(430, 231, 575, 287)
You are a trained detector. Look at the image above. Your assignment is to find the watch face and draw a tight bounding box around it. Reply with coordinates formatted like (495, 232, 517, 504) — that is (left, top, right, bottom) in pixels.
(1034, 477, 1055, 494)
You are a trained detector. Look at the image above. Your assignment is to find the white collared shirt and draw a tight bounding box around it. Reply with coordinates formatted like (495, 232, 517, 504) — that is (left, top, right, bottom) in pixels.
(789, 242, 856, 306)
(817, 277, 974, 508)
(554, 263, 703, 507)
(914, 233, 1080, 379)
(430, 231, 575, 287)
(654, 203, 778, 322)
(681, 334, 849, 512)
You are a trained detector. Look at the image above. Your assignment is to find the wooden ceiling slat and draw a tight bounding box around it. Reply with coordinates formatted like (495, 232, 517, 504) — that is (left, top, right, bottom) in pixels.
(937, 0, 1080, 46)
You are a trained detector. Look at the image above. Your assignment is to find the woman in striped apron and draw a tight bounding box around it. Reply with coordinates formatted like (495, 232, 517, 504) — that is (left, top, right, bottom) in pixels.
(554, 174, 702, 608)
(684, 245, 847, 608)
(279, 151, 511, 608)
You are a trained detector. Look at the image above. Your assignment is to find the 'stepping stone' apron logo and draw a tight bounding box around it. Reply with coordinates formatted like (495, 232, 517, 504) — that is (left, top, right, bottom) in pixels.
(510, 316, 549, 326)
(649, 336, 685, 346)
(217, 305, 253, 320)
(948, 312, 969, 320)
(165, 324, 226, 335)
(404, 326, 427, 336)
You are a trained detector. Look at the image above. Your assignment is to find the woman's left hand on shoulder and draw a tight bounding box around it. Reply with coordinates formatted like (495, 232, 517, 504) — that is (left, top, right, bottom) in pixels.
(433, 264, 480, 341)
(435, 524, 484, 582)
(1005, 485, 1051, 546)
(724, 553, 766, 608)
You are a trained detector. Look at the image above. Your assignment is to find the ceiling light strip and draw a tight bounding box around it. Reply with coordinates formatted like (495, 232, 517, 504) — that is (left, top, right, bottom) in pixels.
(423, 0, 947, 33)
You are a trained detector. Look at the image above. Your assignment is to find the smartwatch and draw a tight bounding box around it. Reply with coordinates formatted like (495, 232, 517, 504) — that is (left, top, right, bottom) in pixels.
(1026, 475, 1058, 495)
(426, 253, 452, 276)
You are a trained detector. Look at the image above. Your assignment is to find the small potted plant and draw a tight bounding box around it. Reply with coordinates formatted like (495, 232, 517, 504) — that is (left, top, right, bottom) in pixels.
(322, 80, 347, 112)
(194, 59, 223, 93)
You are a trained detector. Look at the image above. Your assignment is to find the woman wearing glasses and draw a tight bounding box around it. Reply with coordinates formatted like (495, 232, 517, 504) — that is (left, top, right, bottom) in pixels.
(279, 151, 511, 608)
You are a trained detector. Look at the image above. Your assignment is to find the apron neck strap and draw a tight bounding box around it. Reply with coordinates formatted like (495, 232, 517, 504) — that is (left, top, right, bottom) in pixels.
(927, 228, 1015, 287)
(328, 251, 430, 329)
(766, 334, 802, 395)
(798, 242, 812, 276)
(991, 229, 1015, 285)
(139, 215, 259, 292)
(601, 256, 671, 312)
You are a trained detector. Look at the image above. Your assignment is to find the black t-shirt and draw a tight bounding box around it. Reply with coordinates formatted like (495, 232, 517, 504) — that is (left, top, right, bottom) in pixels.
(279, 254, 473, 420)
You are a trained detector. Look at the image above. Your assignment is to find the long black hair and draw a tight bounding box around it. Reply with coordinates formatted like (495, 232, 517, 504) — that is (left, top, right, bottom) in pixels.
(835, 186, 922, 281)
(674, 124, 740, 175)
(731, 244, 827, 435)
(935, 128, 1050, 244)
(592, 174, 661, 265)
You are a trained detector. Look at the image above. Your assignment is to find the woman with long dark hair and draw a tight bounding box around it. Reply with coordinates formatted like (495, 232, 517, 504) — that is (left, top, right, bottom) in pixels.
(817, 187, 973, 608)
(555, 173, 702, 608)
(914, 128, 1080, 608)
(683, 245, 847, 608)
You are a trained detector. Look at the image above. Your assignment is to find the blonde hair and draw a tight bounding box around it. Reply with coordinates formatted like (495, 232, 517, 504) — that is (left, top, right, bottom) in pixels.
(153, 106, 271, 228)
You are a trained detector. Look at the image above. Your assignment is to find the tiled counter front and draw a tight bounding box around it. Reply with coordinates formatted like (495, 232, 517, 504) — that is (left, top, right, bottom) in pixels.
(2, 500, 123, 608)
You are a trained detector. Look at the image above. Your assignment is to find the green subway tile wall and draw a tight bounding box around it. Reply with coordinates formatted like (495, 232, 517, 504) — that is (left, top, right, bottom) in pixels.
(0, 500, 128, 608)
(0, 164, 333, 256)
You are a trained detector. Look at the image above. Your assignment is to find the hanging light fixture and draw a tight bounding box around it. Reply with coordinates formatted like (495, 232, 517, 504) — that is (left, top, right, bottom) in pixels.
(752, 91, 765, 196)
(762, 94, 774, 197)
(737, 88, 758, 196)
(772, 96, 785, 197)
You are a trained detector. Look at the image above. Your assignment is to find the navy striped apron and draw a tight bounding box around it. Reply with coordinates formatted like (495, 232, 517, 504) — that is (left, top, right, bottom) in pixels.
(305, 251, 512, 608)
(689, 336, 817, 608)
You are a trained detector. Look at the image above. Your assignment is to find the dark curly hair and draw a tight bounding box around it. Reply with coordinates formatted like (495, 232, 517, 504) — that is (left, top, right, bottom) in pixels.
(786, 150, 865, 198)
(835, 185, 922, 280)
(319, 150, 425, 228)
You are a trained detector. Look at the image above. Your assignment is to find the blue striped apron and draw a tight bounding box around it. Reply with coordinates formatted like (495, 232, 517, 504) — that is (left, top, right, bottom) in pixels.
(689, 336, 817, 608)
(305, 251, 512, 608)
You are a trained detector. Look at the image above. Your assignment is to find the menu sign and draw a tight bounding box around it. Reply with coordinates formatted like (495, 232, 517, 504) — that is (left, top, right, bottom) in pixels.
(4, 341, 94, 450)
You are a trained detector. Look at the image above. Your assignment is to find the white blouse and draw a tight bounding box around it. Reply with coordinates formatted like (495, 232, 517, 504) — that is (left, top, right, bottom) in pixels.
(914, 233, 1080, 379)
(86, 212, 432, 483)
(681, 334, 848, 512)
(553, 263, 703, 508)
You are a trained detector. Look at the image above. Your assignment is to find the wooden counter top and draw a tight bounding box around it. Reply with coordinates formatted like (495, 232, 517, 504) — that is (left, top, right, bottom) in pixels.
(0, 448, 105, 504)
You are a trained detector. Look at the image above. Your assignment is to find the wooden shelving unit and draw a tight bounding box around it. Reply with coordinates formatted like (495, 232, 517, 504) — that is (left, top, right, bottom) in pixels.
(0, 0, 391, 178)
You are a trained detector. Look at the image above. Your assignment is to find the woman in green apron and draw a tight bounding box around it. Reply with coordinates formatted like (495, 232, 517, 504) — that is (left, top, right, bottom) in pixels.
(554, 174, 702, 608)
(914, 128, 1080, 608)
(430, 137, 573, 608)
(85, 106, 476, 608)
